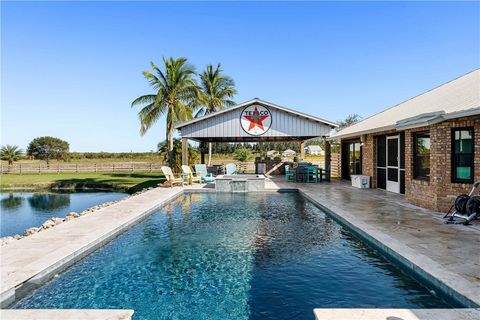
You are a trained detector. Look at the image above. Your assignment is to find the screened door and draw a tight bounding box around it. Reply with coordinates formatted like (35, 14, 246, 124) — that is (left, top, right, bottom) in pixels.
(386, 136, 400, 193)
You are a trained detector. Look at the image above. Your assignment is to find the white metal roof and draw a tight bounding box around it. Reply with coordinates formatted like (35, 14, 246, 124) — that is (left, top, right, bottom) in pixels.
(175, 98, 338, 129)
(330, 69, 480, 140)
(307, 145, 323, 151)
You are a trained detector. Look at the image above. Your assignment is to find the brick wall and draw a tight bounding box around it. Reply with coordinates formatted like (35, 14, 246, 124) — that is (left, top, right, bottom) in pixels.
(404, 126, 437, 210)
(430, 116, 480, 211)
(361, 134, 375, 186)
(347, 115, 479, 212)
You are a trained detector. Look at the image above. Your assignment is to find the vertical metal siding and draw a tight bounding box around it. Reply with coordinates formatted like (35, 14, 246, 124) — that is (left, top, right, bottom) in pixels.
(179, 106, 330, 138)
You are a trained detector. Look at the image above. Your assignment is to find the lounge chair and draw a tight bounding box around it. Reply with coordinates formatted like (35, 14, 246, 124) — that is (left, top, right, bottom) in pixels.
(225, 163, 238, 175)
(181, 165, 202, 185)
(194, 164, 215, 183)
(160, 166, 184, 188)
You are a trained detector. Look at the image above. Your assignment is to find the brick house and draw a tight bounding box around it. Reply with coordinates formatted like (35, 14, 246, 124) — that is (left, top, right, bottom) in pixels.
(330, 70, 479, 212)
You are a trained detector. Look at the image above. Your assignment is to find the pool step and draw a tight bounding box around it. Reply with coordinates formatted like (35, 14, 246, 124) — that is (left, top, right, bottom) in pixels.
(0, 309, 134, 320)
(314, 308, 480, 320)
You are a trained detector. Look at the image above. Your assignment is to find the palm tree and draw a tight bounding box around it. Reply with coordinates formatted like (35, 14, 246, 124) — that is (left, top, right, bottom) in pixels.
(0, 145, 23, 166)
(196, 64, 237, 166)
(132, 57, 198, 166)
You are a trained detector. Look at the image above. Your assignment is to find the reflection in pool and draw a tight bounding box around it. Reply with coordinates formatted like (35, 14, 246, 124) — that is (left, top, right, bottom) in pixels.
(0, 191, 126, 237)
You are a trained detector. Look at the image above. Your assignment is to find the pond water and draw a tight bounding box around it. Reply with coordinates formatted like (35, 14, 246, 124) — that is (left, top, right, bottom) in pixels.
(0, 191, 127, 237)
(14, 193, 456, 319)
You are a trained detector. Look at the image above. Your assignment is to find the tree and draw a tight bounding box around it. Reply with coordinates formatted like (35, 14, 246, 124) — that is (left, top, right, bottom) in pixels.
(27, 137, 69, 165)
(1, 194, 24, 210)
(132, 57, 198, 166)
(234, 147, 254, 173)
(196, 64, 237, 166)
(158, 139, 199, 173)
(336, 114, 362, 131)
(0, 145, 23, 165)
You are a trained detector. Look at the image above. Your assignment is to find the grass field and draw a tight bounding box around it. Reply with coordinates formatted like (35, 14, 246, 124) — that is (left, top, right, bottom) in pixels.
(0, 172, 166, 193)
(0, 154, 326, 193)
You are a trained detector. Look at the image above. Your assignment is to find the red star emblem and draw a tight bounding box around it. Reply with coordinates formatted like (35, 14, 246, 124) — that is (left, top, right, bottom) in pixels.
(244, 106, 269, 131)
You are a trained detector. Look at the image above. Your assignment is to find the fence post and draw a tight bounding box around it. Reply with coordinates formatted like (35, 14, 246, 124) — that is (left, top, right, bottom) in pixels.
(94, 163, 97, 173)
(76, 164, 78, 173)
(57, 163, 60, 174)
(39, 163, 41, 174)
(19, 164, 22, 174)
(113, 163, 115, 173)
(150, 163, 152, 172)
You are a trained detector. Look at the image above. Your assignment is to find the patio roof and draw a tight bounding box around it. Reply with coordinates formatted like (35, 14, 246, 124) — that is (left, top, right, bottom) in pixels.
(175, 98, 337, 143)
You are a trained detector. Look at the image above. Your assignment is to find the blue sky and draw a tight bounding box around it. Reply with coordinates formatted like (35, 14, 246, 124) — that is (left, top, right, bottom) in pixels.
(2, 1, 479, 152)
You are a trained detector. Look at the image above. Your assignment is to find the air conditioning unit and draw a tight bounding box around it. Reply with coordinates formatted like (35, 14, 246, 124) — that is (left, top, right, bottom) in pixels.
(351, 175, 370, 188)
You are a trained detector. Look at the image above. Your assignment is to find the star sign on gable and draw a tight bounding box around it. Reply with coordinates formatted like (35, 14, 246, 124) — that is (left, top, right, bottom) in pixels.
(240, 105, 272, 136)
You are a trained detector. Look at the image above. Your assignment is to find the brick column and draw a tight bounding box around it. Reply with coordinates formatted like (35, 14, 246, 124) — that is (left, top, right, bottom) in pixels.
(324, 137, 331, 180)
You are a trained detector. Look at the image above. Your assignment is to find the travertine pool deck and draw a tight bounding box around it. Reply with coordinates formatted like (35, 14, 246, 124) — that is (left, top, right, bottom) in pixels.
(314, 308, 480, 320)
(267, 178, 480, 307)
(0, 309, 134, 320)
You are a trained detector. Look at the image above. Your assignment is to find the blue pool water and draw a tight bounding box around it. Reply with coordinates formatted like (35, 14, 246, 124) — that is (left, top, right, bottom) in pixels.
(0, 191, 126, 237)
(14, 193, 454, 319)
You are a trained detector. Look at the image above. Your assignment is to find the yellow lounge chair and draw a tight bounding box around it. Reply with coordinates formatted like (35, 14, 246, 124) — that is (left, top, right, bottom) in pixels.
(181, 165, 202, 185)
(161, 166, 184, 188)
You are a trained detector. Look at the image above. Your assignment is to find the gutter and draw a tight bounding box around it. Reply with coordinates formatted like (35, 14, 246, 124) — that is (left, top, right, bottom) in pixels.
(329, 107, 480, 141)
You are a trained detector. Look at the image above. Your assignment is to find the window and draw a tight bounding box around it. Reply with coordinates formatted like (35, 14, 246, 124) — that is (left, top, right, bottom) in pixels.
(349, 142, 362, 176)
(341, 141, 362, 179)
(452, 128, 474, 182)
(413, 132, 430, 180)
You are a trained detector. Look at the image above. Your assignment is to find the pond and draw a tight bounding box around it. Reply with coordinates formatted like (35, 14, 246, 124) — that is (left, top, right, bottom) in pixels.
(0, 191, 127, 237)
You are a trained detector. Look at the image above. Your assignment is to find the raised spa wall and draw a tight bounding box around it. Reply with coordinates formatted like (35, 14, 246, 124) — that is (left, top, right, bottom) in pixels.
(215, 174, 266, 193)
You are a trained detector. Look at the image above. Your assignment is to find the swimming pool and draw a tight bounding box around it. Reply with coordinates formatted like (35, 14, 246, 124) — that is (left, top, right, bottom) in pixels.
(13, 192, 456, 319)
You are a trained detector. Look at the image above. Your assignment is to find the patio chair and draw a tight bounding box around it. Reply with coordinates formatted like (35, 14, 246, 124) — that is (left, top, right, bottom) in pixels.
(305, 165, 318, 183)
(225, 163, 238, 175)
(160, 166, 184, 188)
(285, 165, 295, 182)
(181, 165, 202, 185)
(322, 164, 331, 182)
(194, 164, 215, 183)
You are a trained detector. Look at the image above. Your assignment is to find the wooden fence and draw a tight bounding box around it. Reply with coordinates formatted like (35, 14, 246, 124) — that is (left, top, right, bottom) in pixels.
(1, 157, 338, 175)
(0, 162, 165, 174)
(330, 153, 341, 178)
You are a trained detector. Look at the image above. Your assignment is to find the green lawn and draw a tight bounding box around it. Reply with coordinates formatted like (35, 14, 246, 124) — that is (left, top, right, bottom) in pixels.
(0, 172, 166, 194)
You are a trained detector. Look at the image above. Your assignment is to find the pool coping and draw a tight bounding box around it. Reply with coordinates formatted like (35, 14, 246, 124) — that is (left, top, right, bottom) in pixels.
(0, 309, 134, 320)
(313, 308, 480, 320)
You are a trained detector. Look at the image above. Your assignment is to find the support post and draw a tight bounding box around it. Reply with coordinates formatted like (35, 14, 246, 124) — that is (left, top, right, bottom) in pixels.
(300, 141, 305, 160)
(324, 137, 331, 181)
(182, 138, 188, 166)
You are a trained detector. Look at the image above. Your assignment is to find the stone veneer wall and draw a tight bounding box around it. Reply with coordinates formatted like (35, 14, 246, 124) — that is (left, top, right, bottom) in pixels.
(356, 115, 479, 212)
